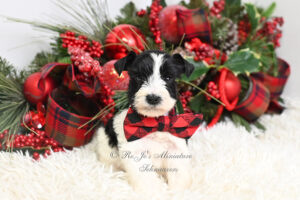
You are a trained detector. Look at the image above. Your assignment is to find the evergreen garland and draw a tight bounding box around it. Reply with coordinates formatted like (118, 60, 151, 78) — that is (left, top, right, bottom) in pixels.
(0, 58, 30, 146)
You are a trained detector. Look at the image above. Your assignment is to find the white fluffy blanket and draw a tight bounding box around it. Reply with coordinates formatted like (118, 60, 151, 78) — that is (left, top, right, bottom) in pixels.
(1, 98, 300, 200)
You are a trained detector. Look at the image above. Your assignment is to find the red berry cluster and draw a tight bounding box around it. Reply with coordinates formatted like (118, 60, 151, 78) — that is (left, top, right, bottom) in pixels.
(185, 38, 214, 62)
(238, 19, 251, 45)
(68, 47, 102, 77)
(23, 109, 45, 130)
(179, 91, 193, 113)
(206, 81, 220, 101)
(256, 17, 284, 47)
(210, 0, 225, 18)
(137, 9, 146, 17)
(11, 129, 65, 160)
(96, 83, 115, 124)
(149, 0, 163, 49)
(60, 31, 104, 58)
(0, 108, 66, 160)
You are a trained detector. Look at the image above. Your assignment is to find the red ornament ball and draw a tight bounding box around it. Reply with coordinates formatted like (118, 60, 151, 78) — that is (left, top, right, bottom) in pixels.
(223, 70, 241, 102)
(23, 72, 56, 104)
(105, 24, 146, 59)
(158, 5, 187, 44)
(101, 60, 129, 91)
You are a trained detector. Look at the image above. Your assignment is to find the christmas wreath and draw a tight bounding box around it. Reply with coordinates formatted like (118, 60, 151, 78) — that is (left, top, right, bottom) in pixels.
(0, 0, 290, 159)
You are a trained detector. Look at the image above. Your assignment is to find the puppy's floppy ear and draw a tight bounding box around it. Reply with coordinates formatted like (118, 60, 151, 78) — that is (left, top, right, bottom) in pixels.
(114, 51, 137, 76)
(172, 53, 194, 77)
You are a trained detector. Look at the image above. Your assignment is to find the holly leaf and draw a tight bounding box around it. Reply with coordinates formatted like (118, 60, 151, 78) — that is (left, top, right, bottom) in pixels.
(245, 3, 261, 32)
(189, 94, 203, 114)
(180, 58, 209, 81)
(224, 49, 260, 74)
(262, 2, 276, 18)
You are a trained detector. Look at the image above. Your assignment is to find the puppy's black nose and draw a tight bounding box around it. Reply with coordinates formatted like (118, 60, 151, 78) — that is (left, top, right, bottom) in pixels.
(146, 94, 162, 105)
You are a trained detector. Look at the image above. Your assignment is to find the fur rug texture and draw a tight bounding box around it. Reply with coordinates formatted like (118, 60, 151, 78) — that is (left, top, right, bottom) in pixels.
(0, 97, 300, 200)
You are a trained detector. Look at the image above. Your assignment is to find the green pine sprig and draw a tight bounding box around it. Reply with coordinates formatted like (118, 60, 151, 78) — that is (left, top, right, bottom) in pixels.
(6, 0, 112, 42)
(0, 71, 29, 146)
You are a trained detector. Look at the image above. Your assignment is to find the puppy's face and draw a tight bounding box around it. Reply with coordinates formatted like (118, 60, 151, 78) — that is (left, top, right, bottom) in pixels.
(114, 51, 194, 117)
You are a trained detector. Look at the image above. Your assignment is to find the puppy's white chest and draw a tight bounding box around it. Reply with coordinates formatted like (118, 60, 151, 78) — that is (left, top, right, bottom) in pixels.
(144, 131, 181, 150)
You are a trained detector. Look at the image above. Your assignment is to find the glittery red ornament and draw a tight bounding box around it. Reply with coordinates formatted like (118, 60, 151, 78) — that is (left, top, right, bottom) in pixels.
(23, 72, 56, 104)
(223, 71, 241, 102)
(105, 24, 146, 59)
(102, 60, 129, 91)
(217, 68, 241, 111)
(158, 5, 187, 44)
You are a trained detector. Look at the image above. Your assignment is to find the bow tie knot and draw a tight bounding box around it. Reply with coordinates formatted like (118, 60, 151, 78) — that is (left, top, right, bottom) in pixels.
(124, 107, 203, 142)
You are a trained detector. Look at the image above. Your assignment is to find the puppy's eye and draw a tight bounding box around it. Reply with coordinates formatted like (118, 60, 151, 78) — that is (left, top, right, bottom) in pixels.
(163, 76, 172, 81)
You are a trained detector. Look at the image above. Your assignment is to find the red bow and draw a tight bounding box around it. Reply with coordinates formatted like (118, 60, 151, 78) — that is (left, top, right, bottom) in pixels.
(124, 107, 203, 142)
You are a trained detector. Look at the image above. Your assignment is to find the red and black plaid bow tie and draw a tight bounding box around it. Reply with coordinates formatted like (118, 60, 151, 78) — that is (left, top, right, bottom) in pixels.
(124, 107, 203, 142)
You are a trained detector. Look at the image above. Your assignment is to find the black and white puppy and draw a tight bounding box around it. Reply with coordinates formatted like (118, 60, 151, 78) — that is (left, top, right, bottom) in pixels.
(95, 50, 195, 192)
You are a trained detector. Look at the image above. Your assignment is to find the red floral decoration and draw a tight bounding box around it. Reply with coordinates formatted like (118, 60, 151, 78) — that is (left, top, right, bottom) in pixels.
(238, 18, 251, 45)
(61, 31, 116, 124)
(206, 81, 220, 101)
(149, 0, 163, 49)
(137, 9, 146, 17)
(68, 47, 102, 77)
(185, 38, 227, 64)
(179, 91, 193, 113)
(256, 17, 284, 47)
(60, 31, 104, 58)
(210, 0, 225, 18)
(1, 104, 67, 160)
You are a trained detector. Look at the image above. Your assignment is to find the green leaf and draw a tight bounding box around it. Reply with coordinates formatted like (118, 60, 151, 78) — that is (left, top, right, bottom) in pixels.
(277, 97, 284, 104)
(262, 2, 276, 18)
(189, 94, 203, 114)
(58, 57, 71, 64)
(223, 0, 243, 21)
(245, 3, 261, 32)
(119, 2, 137, 18)
(180, 58, 209, 81)
(231, 113, 251, 132)
(160, 0, 167, 7)
(242, 39, 278, 75)
(226, 0, 241, 6)
(185, 0, 209, 10)
(253, 121, 266, 131)
(189, 93, 220, 122)
(176, 100, 184, 114)
(224, 49, 260, 74)
(269, 44, 278, 76)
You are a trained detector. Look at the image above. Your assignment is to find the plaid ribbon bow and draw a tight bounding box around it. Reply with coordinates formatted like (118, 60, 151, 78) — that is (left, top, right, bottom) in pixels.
(234, 58, 290, 121)
(124, 107, 203, 142)
(41, 63, 101, 147)
(40, 63, 101, 98)
(176, 8, 213, 44)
